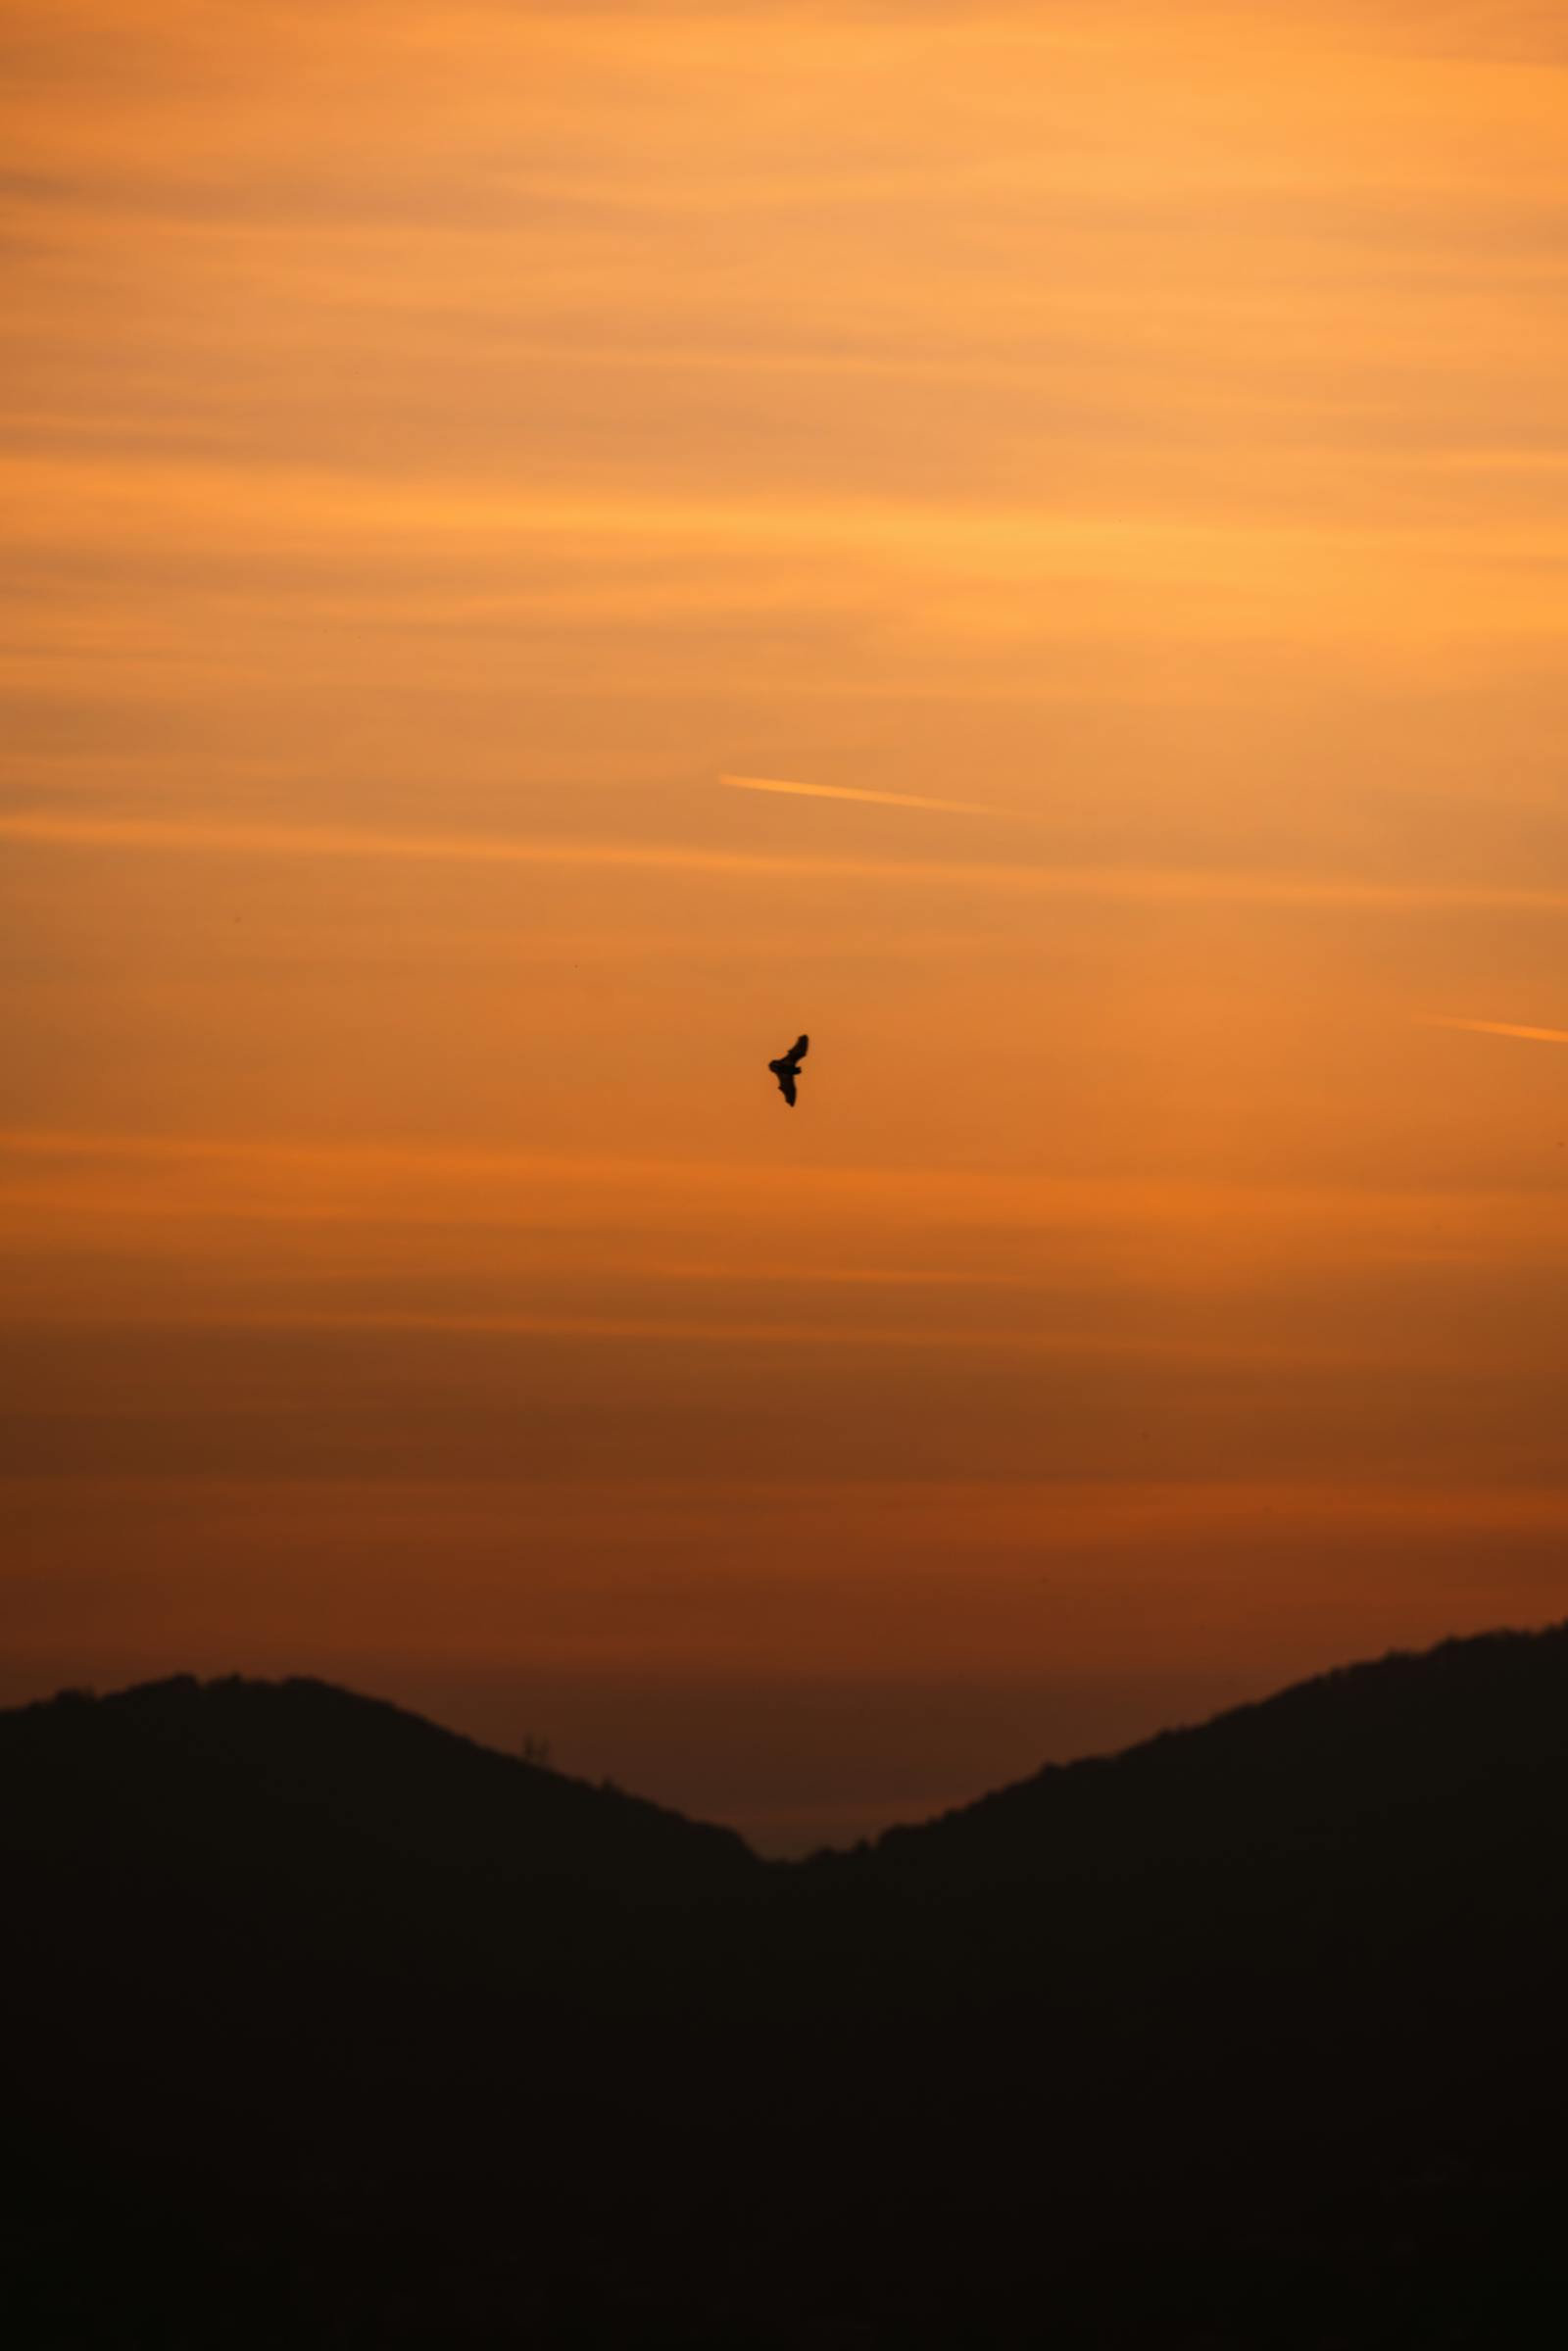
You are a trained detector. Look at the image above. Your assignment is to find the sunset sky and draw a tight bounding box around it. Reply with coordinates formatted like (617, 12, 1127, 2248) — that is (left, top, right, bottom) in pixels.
(5, 1, 1567, 1849)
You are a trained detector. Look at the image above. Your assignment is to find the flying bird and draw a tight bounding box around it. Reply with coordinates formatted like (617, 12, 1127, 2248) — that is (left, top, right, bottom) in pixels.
(768, 1033, 808, 1106)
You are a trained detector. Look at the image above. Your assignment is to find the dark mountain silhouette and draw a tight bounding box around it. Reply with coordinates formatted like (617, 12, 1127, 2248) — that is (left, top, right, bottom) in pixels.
(2, 1670, 756, 1900)
(859, 1622, 1568, 1890)
(7, 1627, 1568, 2348)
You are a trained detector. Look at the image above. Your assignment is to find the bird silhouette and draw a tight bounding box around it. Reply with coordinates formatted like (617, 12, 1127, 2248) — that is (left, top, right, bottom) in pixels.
(768, 1033, 808, 1106)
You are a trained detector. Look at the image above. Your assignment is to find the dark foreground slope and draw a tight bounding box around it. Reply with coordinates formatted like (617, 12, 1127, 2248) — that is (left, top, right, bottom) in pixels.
(863, 1620, 1568, 1887)
(3, 1670, 756, 1899)
(6, 1631, 1568, 2349)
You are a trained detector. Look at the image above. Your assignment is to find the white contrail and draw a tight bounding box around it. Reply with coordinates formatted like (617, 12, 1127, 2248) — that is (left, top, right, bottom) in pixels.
(719, 772, 999, 816)
(1425, 1016, 1568, 1047)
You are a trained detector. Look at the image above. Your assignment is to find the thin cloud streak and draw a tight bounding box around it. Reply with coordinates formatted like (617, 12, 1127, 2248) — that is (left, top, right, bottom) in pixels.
(7, 811, 1568, 915)
(17, 1304, 1403, 1371)
(1425, 1015, 1568, 1047)
(719, 772, 1001, 817)
(7, 1128, 1563, 1243)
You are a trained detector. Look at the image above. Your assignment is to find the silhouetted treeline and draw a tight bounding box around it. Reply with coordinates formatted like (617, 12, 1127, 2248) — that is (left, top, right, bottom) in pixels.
(7, 1629, 1568, 2346)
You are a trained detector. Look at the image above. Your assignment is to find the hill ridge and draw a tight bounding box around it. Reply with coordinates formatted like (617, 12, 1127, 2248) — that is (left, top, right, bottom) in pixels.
(862, 1616, 1568, 1886)
(9, 1618, 1568, 1889)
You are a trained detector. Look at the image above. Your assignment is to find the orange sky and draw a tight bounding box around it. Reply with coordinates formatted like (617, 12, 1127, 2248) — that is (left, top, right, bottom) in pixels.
(4, 1, 1567, 1847)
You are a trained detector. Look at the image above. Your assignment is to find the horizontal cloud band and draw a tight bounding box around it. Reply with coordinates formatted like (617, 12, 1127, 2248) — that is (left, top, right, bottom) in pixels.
(6, 811, 1568, 915)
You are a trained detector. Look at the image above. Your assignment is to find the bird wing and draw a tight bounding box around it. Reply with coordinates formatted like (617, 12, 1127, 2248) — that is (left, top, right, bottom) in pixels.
(778, 1069, 797, 1105)
(792, 1034, 809, 1061)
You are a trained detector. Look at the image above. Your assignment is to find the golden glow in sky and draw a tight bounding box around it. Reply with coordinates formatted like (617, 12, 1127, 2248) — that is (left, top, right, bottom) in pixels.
(4, 1, 1567, 1847)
